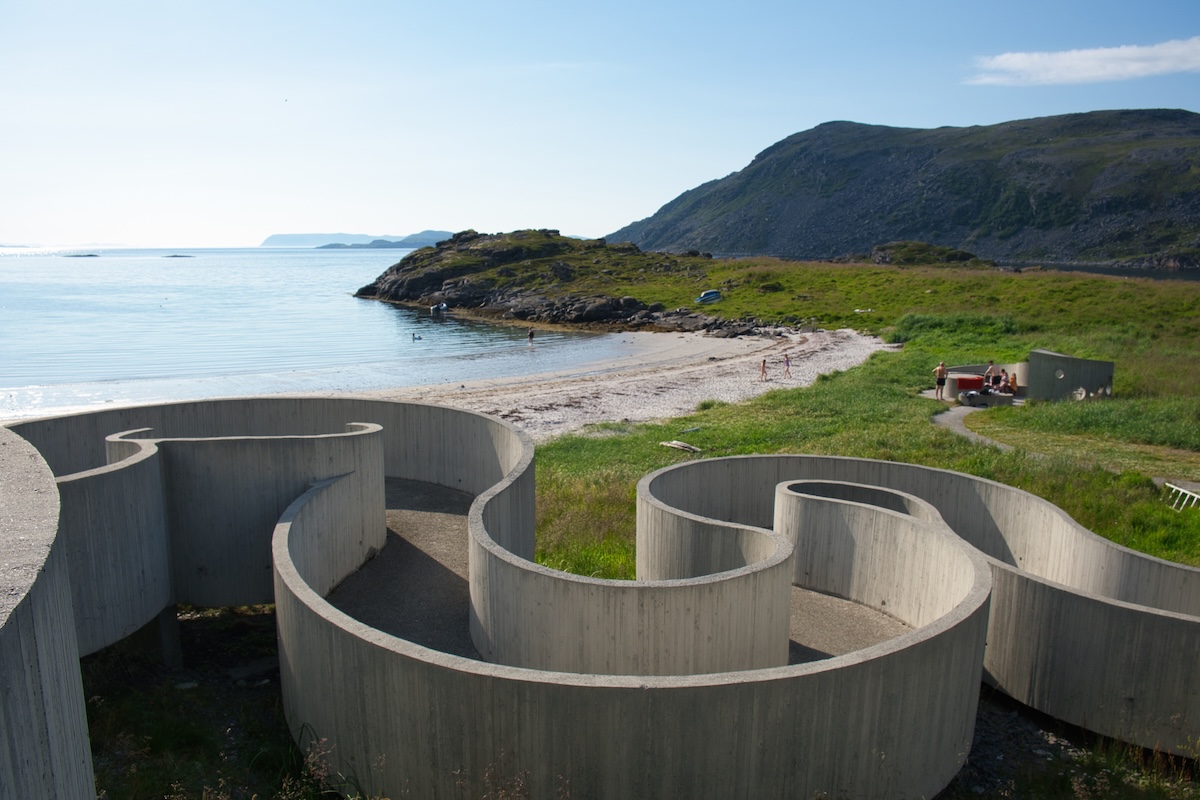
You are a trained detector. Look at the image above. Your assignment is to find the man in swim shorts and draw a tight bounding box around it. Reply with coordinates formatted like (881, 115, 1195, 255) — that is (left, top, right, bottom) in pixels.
(932, 361, 949, 401)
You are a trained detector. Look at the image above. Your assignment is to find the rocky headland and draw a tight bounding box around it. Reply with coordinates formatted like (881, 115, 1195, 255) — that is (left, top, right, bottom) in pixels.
(354, 229, 767, 336)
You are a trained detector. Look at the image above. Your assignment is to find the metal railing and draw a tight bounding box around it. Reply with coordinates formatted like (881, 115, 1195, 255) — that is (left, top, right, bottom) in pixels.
(1165, 482, 1200, 511)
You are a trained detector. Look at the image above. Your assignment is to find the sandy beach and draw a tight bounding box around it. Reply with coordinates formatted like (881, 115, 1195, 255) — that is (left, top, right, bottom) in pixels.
(364, 328, 890, 441)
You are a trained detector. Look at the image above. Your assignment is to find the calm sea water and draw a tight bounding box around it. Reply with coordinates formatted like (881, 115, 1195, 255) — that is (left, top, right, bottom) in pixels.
(0, 246, 631, 419)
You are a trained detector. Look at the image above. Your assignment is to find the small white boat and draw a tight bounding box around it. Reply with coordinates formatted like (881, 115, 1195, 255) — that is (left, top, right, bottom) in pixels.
(431, 302, 448, 315)
(695, 289, 721, 304)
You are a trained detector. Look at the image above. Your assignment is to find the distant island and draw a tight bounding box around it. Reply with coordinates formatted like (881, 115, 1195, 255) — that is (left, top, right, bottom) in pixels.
(260, 231, 453, 249)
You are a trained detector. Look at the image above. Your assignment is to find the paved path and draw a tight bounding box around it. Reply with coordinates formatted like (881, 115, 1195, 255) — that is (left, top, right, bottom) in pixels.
(329, 479, 910, 667)
(929, 399, 1012, 451)
(924, 390, 1200, 494)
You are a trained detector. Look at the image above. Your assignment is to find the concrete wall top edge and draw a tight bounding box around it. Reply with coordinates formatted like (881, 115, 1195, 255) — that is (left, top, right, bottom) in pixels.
(0, 426, 61, 619)
(6, 393, 468, 427)
(947, 362, 1023, 373)
(109, 420, 384, 444)
(779, 479, 939, 522)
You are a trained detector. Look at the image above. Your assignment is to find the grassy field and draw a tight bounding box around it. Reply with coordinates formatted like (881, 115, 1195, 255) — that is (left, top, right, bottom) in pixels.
(85, 255, 1200, 798)
(535, 302, 1200, 577)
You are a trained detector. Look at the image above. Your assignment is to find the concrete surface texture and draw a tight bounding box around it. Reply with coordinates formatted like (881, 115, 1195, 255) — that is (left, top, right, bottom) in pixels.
(641, 454, 1200, 756)
(0, 426, 94, 798)
(1, 396, 1196, 799)
(1026, 348, 1115, 401)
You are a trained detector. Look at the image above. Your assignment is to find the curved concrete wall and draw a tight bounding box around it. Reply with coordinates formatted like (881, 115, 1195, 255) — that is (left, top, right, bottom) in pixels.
(1, 397, 529, 799)
(58, 435, 171, 656)
(640, 455, 1200, 755)
(40, 415, 385, 651)
(6, 395, 1195, 797)
(276, 443, 991, 799)
(469, 521, 794, 674)
(0, 427, 94, 799)
(136, 423, 385, 607)
(636, 486, 789, 580)
(469, 442, 795, 675)
(776, 481, 983, 628)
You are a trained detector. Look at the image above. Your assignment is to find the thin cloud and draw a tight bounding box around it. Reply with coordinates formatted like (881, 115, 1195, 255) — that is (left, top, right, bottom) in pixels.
(968, 36, 1200, 85)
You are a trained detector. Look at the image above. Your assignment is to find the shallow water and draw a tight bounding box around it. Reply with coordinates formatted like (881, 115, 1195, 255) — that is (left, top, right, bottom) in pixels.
(0, 246, 632, 419)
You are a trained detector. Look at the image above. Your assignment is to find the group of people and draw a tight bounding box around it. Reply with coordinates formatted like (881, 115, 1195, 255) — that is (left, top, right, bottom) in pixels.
(931, 359, 1017, 401)
(983, 360, 1019, 395)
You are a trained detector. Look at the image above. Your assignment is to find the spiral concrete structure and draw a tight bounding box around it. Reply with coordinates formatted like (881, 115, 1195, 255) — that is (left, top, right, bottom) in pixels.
(1, 396, 1195, 798)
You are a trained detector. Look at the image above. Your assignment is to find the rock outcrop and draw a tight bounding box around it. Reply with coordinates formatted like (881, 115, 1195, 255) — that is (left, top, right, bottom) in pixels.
(354, 229, 782, 334)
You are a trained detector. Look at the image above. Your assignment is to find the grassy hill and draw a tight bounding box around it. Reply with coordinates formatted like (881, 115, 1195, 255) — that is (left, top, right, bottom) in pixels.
(608, 109, 1200, 267)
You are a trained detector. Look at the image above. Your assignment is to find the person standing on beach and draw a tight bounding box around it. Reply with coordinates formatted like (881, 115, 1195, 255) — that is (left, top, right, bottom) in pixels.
(528, 327, 535, 345)
(932, 361, 948, 400)
(784, 353, 792, 378)
(760, 358, 767, 382)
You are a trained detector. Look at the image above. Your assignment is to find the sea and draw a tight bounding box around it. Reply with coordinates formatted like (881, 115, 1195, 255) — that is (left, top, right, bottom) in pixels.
(0, 246, 637, 421)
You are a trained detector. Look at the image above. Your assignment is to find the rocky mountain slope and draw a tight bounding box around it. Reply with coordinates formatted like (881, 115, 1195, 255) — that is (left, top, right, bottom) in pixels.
(608, 109, 1200, 267)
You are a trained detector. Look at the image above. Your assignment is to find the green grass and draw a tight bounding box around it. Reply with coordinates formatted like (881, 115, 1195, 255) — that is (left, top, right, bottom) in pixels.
(534, 331, 1200, 577)
(986, 397, 1200, 451)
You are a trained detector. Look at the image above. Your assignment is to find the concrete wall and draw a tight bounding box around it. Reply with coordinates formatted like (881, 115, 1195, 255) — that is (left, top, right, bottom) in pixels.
(636, 486, 787, 580)
(470, 520, 794, 674)
(945, 352, 1115, 402)
(640, 454, 1200, 755)
(276, 438, 992, 799)
(1025, 349, 1115, 401)
(776, 481, 982, 630)
(468, 441, 795, 675)
(0, 427, 95, 799)
(58, 436, 171, 657)
(145, 423, 385, 606)
(6, 396, 1197, 798)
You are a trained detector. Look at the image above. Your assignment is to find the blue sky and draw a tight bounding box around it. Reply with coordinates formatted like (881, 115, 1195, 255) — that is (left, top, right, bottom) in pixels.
(2, 0, 1197, 247)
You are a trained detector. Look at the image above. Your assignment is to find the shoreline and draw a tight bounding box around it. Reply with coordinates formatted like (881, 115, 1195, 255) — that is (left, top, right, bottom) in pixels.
(358, 328, 890, 441)
(1, 329, 890, 436)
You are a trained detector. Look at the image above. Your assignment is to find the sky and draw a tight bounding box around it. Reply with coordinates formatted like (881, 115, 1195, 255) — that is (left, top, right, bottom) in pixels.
(2, 0, 1198, 248)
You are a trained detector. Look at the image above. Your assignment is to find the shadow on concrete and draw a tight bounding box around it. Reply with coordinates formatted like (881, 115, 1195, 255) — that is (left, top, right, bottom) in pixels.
(326, 479, 481, 660)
